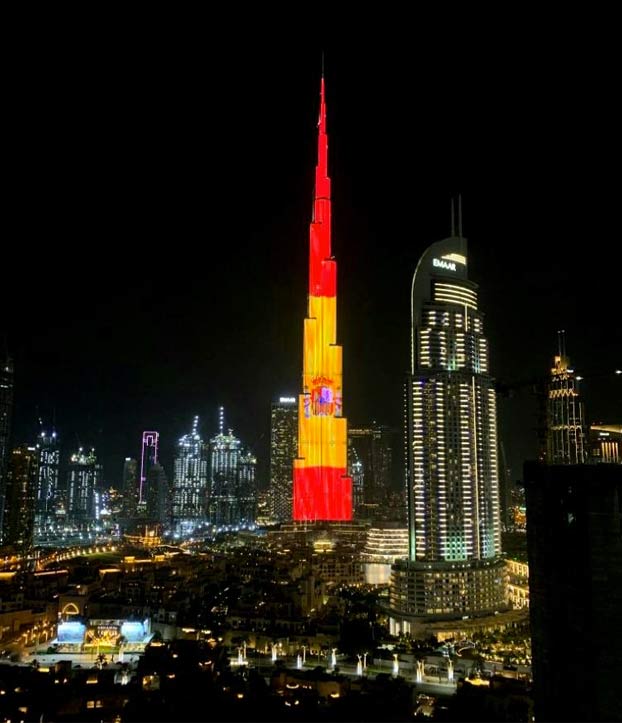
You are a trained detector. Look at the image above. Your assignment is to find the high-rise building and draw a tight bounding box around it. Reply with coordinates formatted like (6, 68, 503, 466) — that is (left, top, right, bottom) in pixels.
(390, 219, 505, 630)
(66, 448, 100, 528)
(348, 424, 395, 518)
(269, 397, 298, 522)
(0, 356, 14, 538)
(544, 331, 586, 464)
(292, 76, 352, 521)
(2, 445, 38, 553)
(146, 462, 168, 524)
(524, 461, 622, 722)
(209, 408, 256, 527)
(588, 423, 621, 463)
(122, 457, 138, 516)
(35, 430, 60, 537)
(347, 442, 365, 517)
(171, 416, 208, 535)
(139, 431, 159, 509)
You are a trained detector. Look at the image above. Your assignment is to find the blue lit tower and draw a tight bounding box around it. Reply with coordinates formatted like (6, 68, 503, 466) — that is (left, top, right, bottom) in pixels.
(171, 416, 209, 535)
(35, 430, 60, 537)
(209, 407, 257, 527)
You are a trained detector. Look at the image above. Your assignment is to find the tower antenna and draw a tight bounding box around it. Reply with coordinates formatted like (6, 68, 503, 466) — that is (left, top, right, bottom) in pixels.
(458, 194, 463, 238)
(450, 198, 456, 237)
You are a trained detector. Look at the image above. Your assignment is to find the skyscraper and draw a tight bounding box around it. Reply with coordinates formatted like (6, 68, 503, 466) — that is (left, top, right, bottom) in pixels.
(146, 462, 168, 524)
(292, 76, 352, 522)
(269, 397, 298, 522)
(0, 356, 14, 538)
(209, 408, 256, 527)
(66, 448, 100, 528)
(139, 431, 159, 509)
(2, 445, 38, 553)
(390, 218, 505, 629)
(348, 424, 395, 517)
(171, 416, 208, 535)
(122, 457, 138, 517)
(35, 430, 60, 537)
(544, 331, 586, 464)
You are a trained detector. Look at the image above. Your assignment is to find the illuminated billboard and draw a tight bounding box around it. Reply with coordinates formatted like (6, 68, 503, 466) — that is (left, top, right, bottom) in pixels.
(292, 77, 352, 521)
(57, 621, 86, 644)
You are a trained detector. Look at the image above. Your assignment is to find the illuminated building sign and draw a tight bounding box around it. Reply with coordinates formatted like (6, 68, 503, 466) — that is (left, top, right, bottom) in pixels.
(292, 77, 353, 521)
(279, 397, 296, 404)
(433, 258, 457, 271)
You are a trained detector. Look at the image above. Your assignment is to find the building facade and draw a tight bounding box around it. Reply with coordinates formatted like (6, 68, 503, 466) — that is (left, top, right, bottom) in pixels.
(122, 457, 138, 517)
(209, 414, 256, 528)
(544, 332, 586, 464)
(524, 462, 622, 722)
(145, 462, 168, 524)
(35, 430, 60, 537)
(2, 445, 38, 552)
(348, 424, 395, 520)
(171, 416, 209, 535)
(66, 448, 101, 528)
(138, 431, 159, 510)
(0, 356, 14, 539)
(588, 423, 621, 463)
(292, 76, 352, 521)
(269, 397, 298, 522)
(390, 225, 505, 629)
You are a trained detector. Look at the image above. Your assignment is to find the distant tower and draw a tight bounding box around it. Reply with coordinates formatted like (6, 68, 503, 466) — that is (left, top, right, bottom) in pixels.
(0, 356, 14, 538)
(35, 430, 60, 538)
(3, 445, 38, 553)
(122, 457, 138, 517)
(292, 75, 353, 521)
(545, 331, 586, 464)
(146, 462, 168, 524)
(209, 407, 257, 527)
(138, 431, 159, 509)
(171, 416, 208, 535)
(347, 442, 365, 517)
(349, 424, 395, 520)
(269, 397, 298, 522)
(390, 212, 505, 631)
(67, 448, 100, 528)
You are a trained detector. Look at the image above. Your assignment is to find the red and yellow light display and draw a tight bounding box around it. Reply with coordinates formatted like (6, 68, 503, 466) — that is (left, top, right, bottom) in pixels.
(292, 77, 352, 521)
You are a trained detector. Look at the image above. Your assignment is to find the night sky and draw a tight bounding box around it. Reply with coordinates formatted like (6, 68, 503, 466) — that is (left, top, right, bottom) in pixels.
(4, 34, 620, 487)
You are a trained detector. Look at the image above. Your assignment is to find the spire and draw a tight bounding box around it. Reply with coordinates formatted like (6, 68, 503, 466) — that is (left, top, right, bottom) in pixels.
(218, 406, 224, 435)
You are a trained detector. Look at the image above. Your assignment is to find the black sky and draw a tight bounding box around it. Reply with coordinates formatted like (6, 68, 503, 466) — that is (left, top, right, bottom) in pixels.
(4, 28, 621, 485)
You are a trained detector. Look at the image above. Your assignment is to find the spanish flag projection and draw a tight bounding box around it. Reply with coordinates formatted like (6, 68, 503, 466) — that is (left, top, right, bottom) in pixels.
(292, 77, 353, 521)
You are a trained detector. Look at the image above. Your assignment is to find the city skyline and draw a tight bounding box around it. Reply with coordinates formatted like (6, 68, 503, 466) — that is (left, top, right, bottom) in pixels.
(2, 46, 620, 484)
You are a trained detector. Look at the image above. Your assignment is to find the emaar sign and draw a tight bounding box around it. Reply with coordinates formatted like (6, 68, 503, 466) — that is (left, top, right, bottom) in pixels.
(433, 258, 457, 271)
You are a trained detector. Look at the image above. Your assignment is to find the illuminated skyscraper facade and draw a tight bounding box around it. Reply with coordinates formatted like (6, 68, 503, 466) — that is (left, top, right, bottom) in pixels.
(171, 416, 208, 535)
(67, 448, 100, 528)
(3, 445, 37, 552)
(390, 229, 505, 628)
(545, 333, 586, 465)
(209, 408, 256, 527)
(0, 356, 14, 539)
(292, 77, 352, 521)
(122, 457, 138, 517)
(35, 430, 60, 536)
(269, 397, 298, 522)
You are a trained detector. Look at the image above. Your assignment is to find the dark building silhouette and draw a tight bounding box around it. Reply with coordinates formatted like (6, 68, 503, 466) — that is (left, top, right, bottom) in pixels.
(122, 457, 138, 517)
(524, 461, 622, 722)
(146, 462, 168, 524)
(3, 445, 38, 553)
(348, 423, 394, 521)
(0, 355, 14, 538)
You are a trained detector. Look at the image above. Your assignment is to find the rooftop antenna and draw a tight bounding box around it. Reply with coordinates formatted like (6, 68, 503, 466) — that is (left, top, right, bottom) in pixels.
(321, 50, 325, 77)
(458, 193, 463, 238)
(219, 406, 224, 435)
(450, 198, 456, 237)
